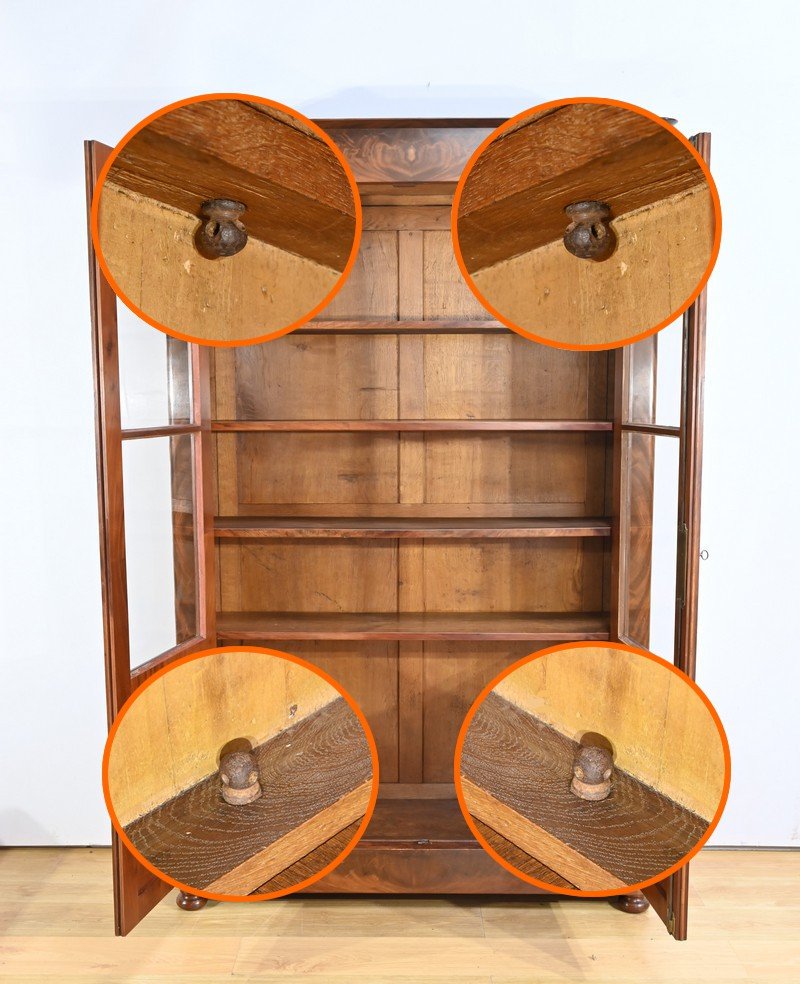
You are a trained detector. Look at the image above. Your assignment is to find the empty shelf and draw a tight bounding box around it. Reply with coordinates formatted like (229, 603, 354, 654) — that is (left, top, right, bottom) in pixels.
(214, 517, 612, 539)
(212, 419, 613, 432)
(216, 612, 610, 641)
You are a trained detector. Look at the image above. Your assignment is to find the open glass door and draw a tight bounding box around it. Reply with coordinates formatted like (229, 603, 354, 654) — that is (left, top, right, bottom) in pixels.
(86, 141, 217, 935)
(611, 132, 709, 940)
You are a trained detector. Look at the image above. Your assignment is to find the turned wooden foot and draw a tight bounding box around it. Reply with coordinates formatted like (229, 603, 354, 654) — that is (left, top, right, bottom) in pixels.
(610, 892, 650, 914)
(176, 891, 208, 911)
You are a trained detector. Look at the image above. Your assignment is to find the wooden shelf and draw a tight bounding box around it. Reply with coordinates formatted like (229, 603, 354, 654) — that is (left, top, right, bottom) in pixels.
(300, 319, 506, 334)
(217, 611, 610, 642)
(214, 516, 611, 539)
(212, 419, 613, 433)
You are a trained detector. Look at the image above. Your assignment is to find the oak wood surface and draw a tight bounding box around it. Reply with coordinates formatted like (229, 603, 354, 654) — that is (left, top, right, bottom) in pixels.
(461, 693, 708, 891)
(494, 646, 725, 819)
(107, 650, 338, 825)
(470, 185, 714, 346)
(98, 184, 340, 341)
(107, 99, 356, 270)
(124, 698, 372, 894)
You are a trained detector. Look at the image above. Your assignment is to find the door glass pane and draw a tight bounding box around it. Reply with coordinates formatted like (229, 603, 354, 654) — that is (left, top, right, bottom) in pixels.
(621, 432, 680, 661)
(122, 434, 197, 669)
(118, 305, 192, 428)
(624, 321, 682, 428)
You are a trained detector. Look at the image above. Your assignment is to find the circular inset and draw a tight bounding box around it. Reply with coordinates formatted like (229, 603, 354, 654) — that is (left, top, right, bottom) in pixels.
(454, 642, 729, 896)
(452, 98, 721, 350)
(103, 647, 379, 901)
(91, 93, 362, 345)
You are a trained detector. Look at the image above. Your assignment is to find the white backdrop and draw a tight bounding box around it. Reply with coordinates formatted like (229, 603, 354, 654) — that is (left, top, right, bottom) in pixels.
(1, 0, 797, 847)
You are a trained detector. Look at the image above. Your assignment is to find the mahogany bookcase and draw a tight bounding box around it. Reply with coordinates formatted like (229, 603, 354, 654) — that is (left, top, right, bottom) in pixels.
(86, 119, 708, 938)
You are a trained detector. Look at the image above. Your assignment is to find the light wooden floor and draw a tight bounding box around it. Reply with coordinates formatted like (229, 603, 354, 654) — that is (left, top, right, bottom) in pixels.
(0, 848, 797, 982)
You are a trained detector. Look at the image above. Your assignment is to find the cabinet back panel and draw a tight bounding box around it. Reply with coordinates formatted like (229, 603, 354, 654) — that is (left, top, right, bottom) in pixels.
(318, 229, 399, 319)
(220, 336, 399, 420)
(421, 540, 605, 613)
(420, 336, 608, 420)
(240, 639, 400, 784)
(219, 541, 399, 613)
(422, 230, 488, 319)
(229, 433, 400, 505)
(422, 642, 549, 782)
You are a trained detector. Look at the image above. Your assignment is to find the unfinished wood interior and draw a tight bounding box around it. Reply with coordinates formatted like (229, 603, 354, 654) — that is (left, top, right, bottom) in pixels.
(456, 103, 714, 345)
(107, 650, 340, 824)
(460, 691, 712, 890)
(210, 194, 617, 894)
(107, 650, 373, 895)
(494, 645, 726, 819)
(124, 698, 373, 895)
(97, 99, 357, 341)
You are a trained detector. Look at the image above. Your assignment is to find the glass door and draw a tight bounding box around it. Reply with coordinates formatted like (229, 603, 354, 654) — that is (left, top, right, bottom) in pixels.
(612, 134, 710, 939)
(86, 140, 216, 934)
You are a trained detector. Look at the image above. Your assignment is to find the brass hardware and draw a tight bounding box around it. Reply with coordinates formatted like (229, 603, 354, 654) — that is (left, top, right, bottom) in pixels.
(570, 744, 613, 801)
(196, 199, 248, 259)
(563, 201, 616, 261)
(219, 750, 262, 805)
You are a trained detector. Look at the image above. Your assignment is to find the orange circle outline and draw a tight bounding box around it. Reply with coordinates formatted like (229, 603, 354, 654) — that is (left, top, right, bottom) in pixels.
(102, 645, 380, 902)
(90, 92, 363, 348)
(453, 640, 731, 897)
(451, 96, 722, 351)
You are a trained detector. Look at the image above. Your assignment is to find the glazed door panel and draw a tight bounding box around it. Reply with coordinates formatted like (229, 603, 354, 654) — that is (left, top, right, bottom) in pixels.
(613, 132, 710, 938)
(86, 140, 217, 935)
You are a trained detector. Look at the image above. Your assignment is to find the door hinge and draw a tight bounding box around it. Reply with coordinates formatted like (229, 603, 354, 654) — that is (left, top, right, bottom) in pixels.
(676, 521, 689, 609)
(667, 911, 676, 935)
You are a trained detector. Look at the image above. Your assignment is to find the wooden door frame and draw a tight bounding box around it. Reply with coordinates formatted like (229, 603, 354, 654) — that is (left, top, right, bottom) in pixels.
(86, 140, 217, 935)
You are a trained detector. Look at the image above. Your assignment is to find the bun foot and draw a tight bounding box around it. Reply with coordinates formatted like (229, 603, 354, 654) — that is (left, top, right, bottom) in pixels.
(610, 892, 650, 914)
(176, 891, 208, 911)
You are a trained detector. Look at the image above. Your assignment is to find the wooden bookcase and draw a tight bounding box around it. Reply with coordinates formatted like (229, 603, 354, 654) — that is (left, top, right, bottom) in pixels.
(86, 121, 708, 939)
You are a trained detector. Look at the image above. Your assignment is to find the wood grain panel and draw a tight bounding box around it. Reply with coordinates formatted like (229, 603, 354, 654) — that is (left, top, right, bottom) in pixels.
(229, 334, 399, 420)
(423, 230, 488, 319)
(214, 517, 611, 538)
(422, 642, 544, 782)
(228, 541, 398, 613)
(471, 186, 714, 345)
(228, 433, 399, 505)
(107, 98, 356, 270)
(99, 184, 339, 341)
(421, 335, 607, 419)
(420, 539, 605, 613)
(423, 433, 607, 510)
(124, 699, 372, 893)
(461, 693, 708, 890)
(475, 819, 575, 890)
(494, 646, 725, 819)
(107, 650, 338, 825)
(317, 230, 399, 319)
(261, 640, 400, 784)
